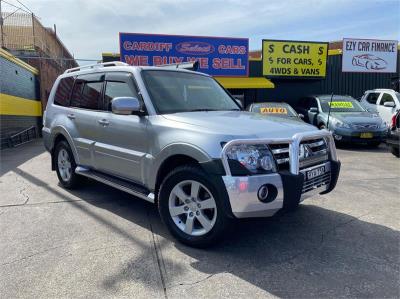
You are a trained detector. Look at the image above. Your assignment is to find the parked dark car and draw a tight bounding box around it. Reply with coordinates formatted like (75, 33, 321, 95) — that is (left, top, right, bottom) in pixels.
(387, 110, 400, 157)
(248, 102, 303, 121)
(296, 95, 387, 146)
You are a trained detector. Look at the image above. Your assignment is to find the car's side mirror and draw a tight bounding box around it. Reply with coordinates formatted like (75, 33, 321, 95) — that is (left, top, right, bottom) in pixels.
(309, 107, 318, 113)
(298, 113, 305, 119)
(111, 97, 141, 115)
(383, 102, 395, 108)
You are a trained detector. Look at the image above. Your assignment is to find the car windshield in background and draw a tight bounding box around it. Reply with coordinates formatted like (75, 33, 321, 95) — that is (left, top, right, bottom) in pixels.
(251, 103, 298, 117)
(396, 92, 400, 101)
(320, 97, 366, 113)
(142, 70, 239, 114)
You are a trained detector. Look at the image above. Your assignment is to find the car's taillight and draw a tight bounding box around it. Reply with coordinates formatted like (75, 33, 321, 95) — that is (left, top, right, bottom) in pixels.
(390, 114, 396, 130)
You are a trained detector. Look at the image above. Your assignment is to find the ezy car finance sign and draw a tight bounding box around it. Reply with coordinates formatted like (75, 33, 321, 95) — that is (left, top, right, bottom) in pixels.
(342, 38, 398, 73)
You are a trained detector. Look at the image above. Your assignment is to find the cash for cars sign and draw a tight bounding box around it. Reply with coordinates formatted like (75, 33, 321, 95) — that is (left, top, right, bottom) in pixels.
(119, 33, 249, 76)
(342, 38, 398, 73)
(262, 40, 328, 78)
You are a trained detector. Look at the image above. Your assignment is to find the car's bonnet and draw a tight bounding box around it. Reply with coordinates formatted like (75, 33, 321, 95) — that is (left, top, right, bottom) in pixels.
(331, 112, 382, 124)
(162, 110, 317, 139)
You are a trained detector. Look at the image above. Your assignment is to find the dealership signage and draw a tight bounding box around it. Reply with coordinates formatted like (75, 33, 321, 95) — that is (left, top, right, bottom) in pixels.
(119, 33, 249, 76)
(342, 38, 398, 73)
(262, 39, 328, 78)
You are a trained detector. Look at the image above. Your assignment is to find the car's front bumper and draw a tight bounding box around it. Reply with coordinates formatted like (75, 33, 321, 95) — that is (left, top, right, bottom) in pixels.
(330, 127, 387, 143)
(220, 130, 340, 218)
(222, 160, 340, 218)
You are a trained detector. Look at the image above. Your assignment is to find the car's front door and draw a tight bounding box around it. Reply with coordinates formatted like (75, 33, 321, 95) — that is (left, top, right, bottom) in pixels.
(92, 72, 148, 184)
(377, 93, 397, 123)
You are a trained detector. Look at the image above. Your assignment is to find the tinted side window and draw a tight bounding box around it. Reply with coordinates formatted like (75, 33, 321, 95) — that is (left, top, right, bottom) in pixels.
(366, 92, 379, 104)
(380, 93, 395, 106)
(54, 77, 74, 106)
(80, 82, 103, 110)
(70, 80, 84, 108)
(104, 81, 138, 111)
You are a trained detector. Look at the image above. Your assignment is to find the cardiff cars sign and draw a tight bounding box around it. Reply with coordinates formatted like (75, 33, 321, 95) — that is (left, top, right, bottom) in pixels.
(119, 33, 249, 76)
(262, 39, 328, 78)
(342, 38, 398, 73)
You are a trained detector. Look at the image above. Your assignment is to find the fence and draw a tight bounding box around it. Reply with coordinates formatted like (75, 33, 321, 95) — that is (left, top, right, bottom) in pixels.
(0, 11, 75, 69)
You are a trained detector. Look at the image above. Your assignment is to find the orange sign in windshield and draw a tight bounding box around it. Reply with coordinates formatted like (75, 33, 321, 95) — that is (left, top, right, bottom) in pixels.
(260, 107, 288, 114)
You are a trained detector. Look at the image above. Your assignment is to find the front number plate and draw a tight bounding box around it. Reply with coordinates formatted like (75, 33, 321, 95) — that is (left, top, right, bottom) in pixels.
(306, 166, 325, 180)
(360, 132, 373, 138)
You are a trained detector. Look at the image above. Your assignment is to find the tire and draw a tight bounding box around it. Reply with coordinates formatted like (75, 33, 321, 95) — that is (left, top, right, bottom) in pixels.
(390, 146, 400, 158)
(54, 140, 81, 189)
(158, 165, 231, 248)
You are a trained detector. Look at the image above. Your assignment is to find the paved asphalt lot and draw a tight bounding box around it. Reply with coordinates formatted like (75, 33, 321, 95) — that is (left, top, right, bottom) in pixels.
(0, 140, 399, 298)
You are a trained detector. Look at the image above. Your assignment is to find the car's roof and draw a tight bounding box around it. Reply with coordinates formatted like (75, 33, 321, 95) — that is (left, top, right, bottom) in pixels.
(308, 94, 354, 100)
(252, 102, 292, 106)
(364, 88, 396, 93)
(60, 65, 210, 79)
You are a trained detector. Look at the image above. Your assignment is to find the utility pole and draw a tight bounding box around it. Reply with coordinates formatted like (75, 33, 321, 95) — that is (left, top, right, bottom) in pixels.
(0, 0, 4, 48)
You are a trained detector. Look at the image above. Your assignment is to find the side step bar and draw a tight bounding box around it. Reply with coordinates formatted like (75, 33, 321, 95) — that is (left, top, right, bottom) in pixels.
(75, 166, 155, 203)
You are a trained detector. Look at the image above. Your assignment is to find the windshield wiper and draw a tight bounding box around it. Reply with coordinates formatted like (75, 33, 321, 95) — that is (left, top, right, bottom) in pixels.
(189, 109, 220, 112)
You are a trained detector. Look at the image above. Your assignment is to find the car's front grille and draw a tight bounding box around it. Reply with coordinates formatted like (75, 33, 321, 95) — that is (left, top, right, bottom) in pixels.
(301, 171, 331, 193)
(352, 123, 378, 130)
(270, 138, 329, 171)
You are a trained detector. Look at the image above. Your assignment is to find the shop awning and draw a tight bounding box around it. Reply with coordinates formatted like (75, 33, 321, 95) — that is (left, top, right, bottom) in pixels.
(215, 77, 274, 89)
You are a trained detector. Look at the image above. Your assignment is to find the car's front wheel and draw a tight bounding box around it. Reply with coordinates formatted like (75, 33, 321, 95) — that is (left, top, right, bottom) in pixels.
(158, 165, 230, 247)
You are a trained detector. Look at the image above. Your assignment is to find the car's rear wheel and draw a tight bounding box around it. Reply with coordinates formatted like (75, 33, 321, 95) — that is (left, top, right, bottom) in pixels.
(54, 141, 81, 189)
(158, 165, 230, 247)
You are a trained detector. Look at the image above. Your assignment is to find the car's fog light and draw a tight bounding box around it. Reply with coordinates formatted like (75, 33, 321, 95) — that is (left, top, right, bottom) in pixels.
(257, 184, 278, 203)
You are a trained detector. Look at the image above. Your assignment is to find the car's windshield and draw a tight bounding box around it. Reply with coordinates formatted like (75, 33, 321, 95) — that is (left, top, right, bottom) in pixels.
(250, 102, 298, 117)
(320, 97, 366, 113)
(395, 92, 400, 101)
(142, 70, 240, 114)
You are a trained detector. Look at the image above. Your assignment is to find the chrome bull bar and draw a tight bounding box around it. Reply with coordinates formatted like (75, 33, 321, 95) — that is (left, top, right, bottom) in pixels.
(221, 130, 337, 176)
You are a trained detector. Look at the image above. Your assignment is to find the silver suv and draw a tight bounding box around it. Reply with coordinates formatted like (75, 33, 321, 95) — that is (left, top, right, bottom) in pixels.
(43, 62, 340, 247)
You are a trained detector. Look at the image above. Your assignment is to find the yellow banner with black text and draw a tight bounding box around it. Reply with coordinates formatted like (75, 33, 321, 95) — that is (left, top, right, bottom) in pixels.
(262, 40, 328, 78)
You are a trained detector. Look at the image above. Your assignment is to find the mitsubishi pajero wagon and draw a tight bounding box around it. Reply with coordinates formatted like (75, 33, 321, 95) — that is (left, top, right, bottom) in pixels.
(43, 62, 340, 247)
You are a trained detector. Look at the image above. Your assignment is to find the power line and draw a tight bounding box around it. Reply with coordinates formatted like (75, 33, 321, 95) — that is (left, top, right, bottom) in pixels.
(1, 0, 31, 14)
(15, 0, 33, 14)
(14, 55, 101, 62)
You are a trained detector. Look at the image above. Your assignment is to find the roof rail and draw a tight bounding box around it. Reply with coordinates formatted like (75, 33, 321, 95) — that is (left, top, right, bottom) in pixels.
(157, 61, 199, 71)
(64, 61, 129, 73)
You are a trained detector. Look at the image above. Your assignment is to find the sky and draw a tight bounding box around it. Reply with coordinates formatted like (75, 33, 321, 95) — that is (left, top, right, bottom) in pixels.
(3, 0, 400, 62)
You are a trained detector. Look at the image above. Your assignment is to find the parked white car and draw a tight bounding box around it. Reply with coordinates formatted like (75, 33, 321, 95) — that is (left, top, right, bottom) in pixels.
(360, 89, 400, 124)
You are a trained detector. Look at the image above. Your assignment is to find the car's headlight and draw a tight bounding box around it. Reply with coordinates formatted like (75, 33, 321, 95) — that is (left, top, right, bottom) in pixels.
(226, 144, 277, 174)
(331, 119, 350, 129)
(380, 121, 388, 129)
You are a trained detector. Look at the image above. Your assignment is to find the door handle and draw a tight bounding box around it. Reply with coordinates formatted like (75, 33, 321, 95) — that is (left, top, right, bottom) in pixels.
(67, 113, 75, 119)
(98, 119, 110, 126)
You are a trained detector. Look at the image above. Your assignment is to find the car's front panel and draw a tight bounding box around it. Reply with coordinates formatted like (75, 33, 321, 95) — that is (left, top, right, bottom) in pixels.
(220, 130, 340, 218)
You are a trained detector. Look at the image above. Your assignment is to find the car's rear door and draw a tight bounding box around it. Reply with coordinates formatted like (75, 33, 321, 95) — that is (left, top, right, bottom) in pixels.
(92, 72, 148, 184)
(69, 73, 105, 167)
(362, 92, 380, 112)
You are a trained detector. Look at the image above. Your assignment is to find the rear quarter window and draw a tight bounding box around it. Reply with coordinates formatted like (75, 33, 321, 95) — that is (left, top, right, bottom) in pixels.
(54, 77, 74, 107)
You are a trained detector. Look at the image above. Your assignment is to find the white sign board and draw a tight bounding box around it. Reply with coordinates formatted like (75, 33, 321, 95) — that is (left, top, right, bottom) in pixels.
(342, 38, 398, 73)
